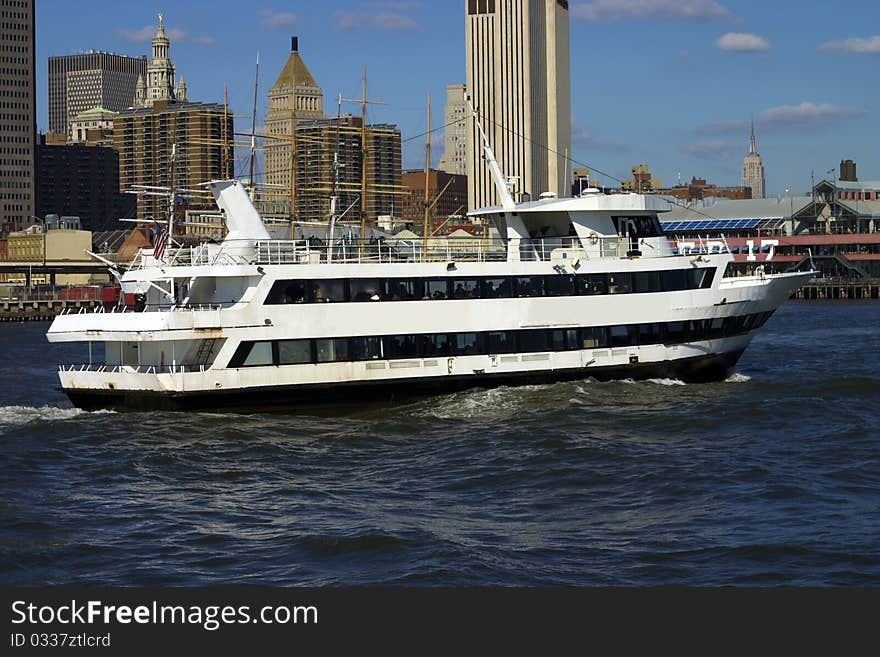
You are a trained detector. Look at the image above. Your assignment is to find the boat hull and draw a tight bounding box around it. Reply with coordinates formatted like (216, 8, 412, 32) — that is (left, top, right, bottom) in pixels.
(63, 348, 744, 413)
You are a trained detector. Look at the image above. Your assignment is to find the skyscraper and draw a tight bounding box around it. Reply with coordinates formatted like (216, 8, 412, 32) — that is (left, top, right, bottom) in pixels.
(0, 0, 35, 229)
(48, 52, 147, 137)
(134, 13, 187, 108)
(114, 101, 234, 221)
(465, 0, 571, 210)
(741, 121, 765, 200)
(437, 84, 467, 176)
(264, 37, 324, 211)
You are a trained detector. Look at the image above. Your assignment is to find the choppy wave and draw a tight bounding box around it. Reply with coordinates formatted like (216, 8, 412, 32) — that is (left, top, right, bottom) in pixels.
(0, 405, 113, 428)
(725, 373, 753, 383)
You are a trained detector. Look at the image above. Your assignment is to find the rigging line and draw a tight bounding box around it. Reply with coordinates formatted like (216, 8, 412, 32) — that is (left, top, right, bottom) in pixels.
(473, 108, 624, 186)
(401, 117, 466, 144)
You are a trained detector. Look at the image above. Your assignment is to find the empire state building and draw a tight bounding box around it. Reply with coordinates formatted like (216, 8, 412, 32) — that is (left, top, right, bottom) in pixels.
(741, 122, 765, 199)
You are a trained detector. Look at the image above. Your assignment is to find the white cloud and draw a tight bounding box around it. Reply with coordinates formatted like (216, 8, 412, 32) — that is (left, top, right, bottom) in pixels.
(258, 10, 298, 32)
(572, 0, 732, 22)
(818, 35, 880, 54)
(368, 1, 425, 8)
(697, 102, 869, 135)
(335, 11, 421, 32)
(571, 120, 632, 152)
(684, 139, 740, 160)
(715, 32, 770, 52)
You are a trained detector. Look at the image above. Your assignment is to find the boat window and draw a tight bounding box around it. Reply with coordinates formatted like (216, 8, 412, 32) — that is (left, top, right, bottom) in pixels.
(515, 276, 545, 297)
(689, 268, 716, 290)
(316, 338, 350, 363)
(576, 274, 606, 296)
(579, 327, 608, 349)
(453, 332, 480, 356)
(385, 335, 418, 359)
(309, 279, 347, 303)
(660, 269, 689, 292)
(546, 275, 577, 297)
(609, 325, 630, 348)
(607, 272, 632, 294)
(550, 329, 579, 351)
(633, 271, 661, 294)
(451, 279, 479, 299)
(278, 339, 312, 365)
(265, 280, 307, 305)
(638, 323, 663, 345)
(665, 321, 687, 343)
(386, 279, 424, 301)
(485, 331, 517, 354)
(350, 336, 384, 361)
(481, 277, 513, 299)
(243, 341, 274, 367)
(519, 329, 549, 353)
(708, 318, 725, 340)
(419, 334, 452, 356)
(688, 319, 709, 341)
(612, 216, 662, 238)
(350, 279, 384, 302)
(424, 279, 449, 300)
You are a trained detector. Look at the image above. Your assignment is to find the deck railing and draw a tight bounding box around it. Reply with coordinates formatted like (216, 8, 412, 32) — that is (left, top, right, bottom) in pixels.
(128, 236, 636, 270)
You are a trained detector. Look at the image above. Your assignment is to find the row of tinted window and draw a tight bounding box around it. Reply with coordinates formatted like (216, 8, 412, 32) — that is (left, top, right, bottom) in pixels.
(228, 311, 774, 368)
(265, 268, 717, 304)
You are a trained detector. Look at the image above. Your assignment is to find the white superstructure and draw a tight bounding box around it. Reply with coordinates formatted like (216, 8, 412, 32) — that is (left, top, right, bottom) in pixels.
(46, 173, 812, 411)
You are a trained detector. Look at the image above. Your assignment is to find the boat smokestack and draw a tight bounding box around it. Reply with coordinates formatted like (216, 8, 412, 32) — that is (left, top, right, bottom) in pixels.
(291, 36, 299, 53)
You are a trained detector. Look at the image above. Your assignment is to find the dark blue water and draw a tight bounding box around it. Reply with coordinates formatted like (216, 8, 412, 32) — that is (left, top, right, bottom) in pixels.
(1, 301, 878, 586)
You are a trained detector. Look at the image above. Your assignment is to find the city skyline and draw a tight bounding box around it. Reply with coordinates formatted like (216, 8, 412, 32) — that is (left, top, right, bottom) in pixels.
(33, 0, 880, 197)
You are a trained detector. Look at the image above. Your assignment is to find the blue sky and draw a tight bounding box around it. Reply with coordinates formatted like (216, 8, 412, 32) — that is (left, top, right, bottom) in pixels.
(35, 0, 879, 196)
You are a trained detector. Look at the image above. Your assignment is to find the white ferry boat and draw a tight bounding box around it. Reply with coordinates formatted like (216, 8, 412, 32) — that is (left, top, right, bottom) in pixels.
(46, 131, 813, 411)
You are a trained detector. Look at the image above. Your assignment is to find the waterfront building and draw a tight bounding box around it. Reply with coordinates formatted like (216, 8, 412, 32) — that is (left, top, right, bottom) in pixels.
(437, 84, 467, 176)
(134, 13, 187, 109)
(34, 135, 134, 232)
(264, 37, 324, 210)
(741, 121, 765, 200)
(622, 165, 663, 193)
(113, 101, 234, 221)
(839, 159, 857, 182)
(399, 169, 468, 229)
(661, 177, 752, 202)
(466, 0, 571, 208)
(291, 116, 402, 226)
(5, 223, 93, 285)
(68, 107, 117, 146)
(0, 0, 35, 231)
(48, 52, 146, 137)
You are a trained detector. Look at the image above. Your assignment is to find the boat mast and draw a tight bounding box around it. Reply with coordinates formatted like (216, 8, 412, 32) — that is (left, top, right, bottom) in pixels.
(422, 92, 431, 262)
(328, 94, 344, 264)
(469, 101, 515, 211)
(248, 52, 259, 191)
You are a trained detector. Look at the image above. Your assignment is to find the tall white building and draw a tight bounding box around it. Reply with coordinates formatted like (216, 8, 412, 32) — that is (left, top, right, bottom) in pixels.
(741, 121, 765, 200)
(438, 84, 467, 176)
(134, 13, 187, 108)
(465, 0, 571, 210)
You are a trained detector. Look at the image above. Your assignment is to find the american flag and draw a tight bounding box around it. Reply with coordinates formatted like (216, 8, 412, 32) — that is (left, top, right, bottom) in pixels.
(153, 226, 169, 260)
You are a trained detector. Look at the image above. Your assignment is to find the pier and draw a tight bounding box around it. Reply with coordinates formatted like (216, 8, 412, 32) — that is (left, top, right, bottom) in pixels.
(794, 280, 880, 301)
(0, 299, 104, 322)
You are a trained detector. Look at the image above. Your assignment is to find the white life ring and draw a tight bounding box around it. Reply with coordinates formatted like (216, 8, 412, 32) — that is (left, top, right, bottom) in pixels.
(589, 232, 599, 245)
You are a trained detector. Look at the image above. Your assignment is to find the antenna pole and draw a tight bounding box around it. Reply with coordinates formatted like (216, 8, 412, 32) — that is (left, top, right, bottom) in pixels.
(248, 53, 259, 189)
(468, 100, 515, 211)
(222, 82, 229, 178)
(423, 92, 431, 261)
(359, 66, 368, 257)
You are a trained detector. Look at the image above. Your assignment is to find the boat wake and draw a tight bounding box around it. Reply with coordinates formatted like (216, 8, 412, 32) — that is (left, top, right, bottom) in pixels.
(0, 405, 113, 428)
(725, 373, 752, 383)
